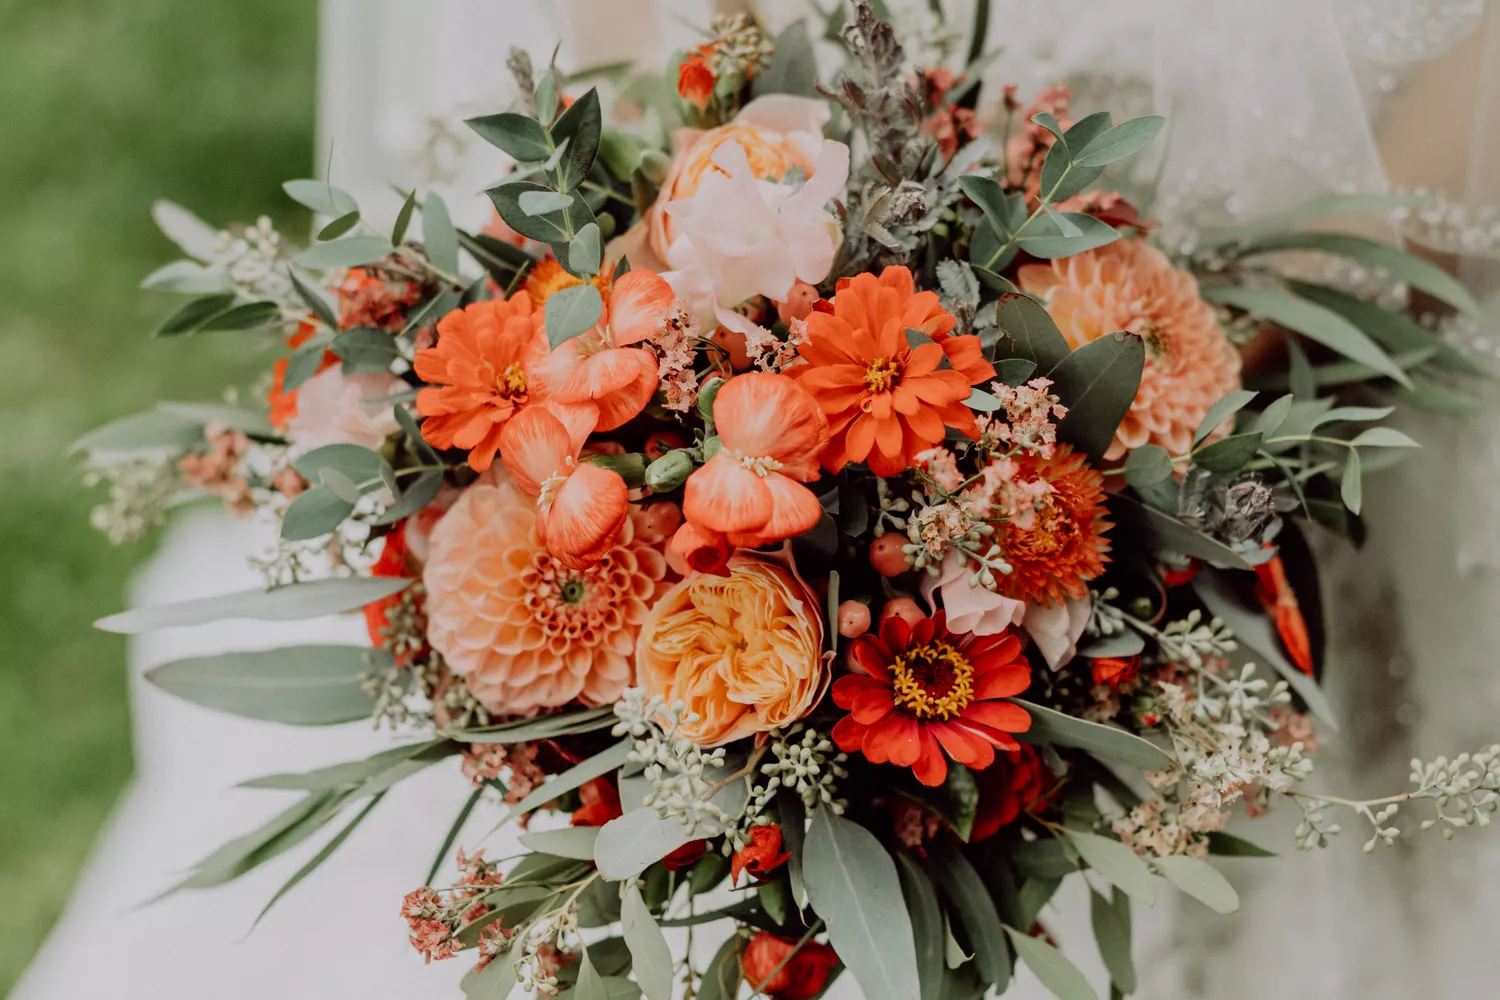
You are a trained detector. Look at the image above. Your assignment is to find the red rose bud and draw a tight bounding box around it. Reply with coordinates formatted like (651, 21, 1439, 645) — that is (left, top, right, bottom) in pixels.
(677, 46, 716, 110)
(731, 823, 792, 884)
(1091, 654, 1141, 689)
(1161, 560, 1199, 587)
(971, 745, 1053, 841)
(662, 839, 709, 871)
(570, 776, 623, 828)
(741, 931, 839, 1000)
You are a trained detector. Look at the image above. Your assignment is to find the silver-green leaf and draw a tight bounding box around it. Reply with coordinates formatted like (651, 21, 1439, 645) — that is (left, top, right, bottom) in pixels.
(95, 576, 413, 633)
(144, 645, 382, 724)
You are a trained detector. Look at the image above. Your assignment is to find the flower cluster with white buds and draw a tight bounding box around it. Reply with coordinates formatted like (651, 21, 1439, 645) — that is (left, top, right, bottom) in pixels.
(1156, 610, 1237, 668)
(612, 688, 739, 839)
(748, 725, 850, 818)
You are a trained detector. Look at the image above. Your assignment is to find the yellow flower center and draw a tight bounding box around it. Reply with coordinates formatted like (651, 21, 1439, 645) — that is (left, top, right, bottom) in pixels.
(490, 362, 529, 400)
(863, 357, 902, 393)
(732, 451, 783, 477)
(890, 639, 975, 721)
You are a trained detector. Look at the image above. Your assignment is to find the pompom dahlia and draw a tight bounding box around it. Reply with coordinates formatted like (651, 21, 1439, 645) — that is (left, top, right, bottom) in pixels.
(1019, 238, 1242, 460)
(833, 612, 1033, 786)
(423, 478, 671, 716)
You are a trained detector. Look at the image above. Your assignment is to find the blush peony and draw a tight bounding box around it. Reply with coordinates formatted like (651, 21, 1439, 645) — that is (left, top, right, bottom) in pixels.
(635, 554, 826, 746)
(423, 476, 671, 716)
(1019, 238, 1242, 460)
(286, 367, 404, 454)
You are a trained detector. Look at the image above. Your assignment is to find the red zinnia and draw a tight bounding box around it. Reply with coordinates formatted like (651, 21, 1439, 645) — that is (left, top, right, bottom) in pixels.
(971, 745, 1053, 841)
(832, 611, 1033, 787)
(1090, 654, 1140, 689)
(570, 776, 624, 828)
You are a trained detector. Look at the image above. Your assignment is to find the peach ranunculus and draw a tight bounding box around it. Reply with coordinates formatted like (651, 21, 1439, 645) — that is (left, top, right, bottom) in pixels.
(499, 406, 630, 568)
(682, 372, 830, 549)
(635, 553, 827, 746)
(285, 367, 404, 455)
(662, 136, 849, 334)
(646, 95, 832, 265)
(532, 269, 679, 433)
(422, 476, 672, 716)
(1019, 239, 1242, 460)
(413, 294, 550, 472)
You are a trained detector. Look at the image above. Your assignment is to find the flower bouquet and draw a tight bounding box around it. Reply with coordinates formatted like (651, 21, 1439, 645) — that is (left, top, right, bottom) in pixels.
(78, 3, 1500, 998)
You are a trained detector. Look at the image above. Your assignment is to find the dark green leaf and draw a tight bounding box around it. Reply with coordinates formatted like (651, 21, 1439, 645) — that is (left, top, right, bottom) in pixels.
(296, 236, 394, 271)
(1106, 493, 1252, 569)
(1124, 445, 1173, 490)
(545, 283, 604, 347)
(1192, 431, 1264, 473)
(289, 269, 340, 329)
(281, 485, 355, 540)
(197, 300, 282, 332)
(331, 325, 400, 373)
(374, 469, 443, 525)
(292, 444, 386, 492)
(804, 807, 922, 1000)
(423, 192, 459, 276)
(466, 111, 553, 161)
(896, 853, 945, 1000)
(95, 576, 413, 633)
(1194, 390, 1258, 447)
(927, 839, 1010, 989)
(1090, 888, 1135, 994)
(994, 294, 1070, 371)
(549, 88, 603, 192)
(696, 935, 744, 1000)
(1241, 231, 1480, 317)
(488, 181, 594, 244)
(426, 785, 484, 884)
(1072, 116, 1166, 168)
(1078, 631, 1145, 657)
(777, 788, 808, 908)
(1012, 698, 1173, 771)
(1012, 838, 1077, 879)
(241, 740, 453, 791)
(159, 790, 348, 898)
(756, 20, 818, 97)
(1016, 212, 1120, 259)
(1286, 281, 1485, 377)
(1341, 446, 1363, 514)
(449, 706, 619, 743)
(458, 229, 536, 282)
(994, 358, 1039, 385)
(1202, 285, 1409, 386)
(1206, 831, 1277, 857)
(496, 741, 632, 830)
(154, 294, 237, 336)
(1016, 876, 1063, 930)
(144, 645, 381, 724)
(318, 210, 360, 241)
(958, 175, 1019, 239)
(391, 188, 419, 245)
(1005, 926, 1097, 1000)
(1047, 332, 1145, 462)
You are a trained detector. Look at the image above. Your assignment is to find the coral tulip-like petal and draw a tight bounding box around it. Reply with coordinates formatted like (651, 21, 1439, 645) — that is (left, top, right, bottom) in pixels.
(961, 700, 1032, 734)
(713, 372, 830, 467)
(543, 463, 630, 564)
(590, 349, 658, 430)
(498, 406, 574, 498)
(683, 452, 774, 534)
(606, 269, 676, 346)
(669, 521, 731, 576)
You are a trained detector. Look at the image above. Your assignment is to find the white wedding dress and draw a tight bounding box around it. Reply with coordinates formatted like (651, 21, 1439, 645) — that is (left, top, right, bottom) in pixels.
(16, 1, 1500, 998)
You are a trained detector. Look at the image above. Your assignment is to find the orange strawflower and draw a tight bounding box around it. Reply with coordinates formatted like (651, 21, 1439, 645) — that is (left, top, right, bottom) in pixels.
(681, 372, 829, 548)
(1019, 239, 1242, 460)
(677, 45, 716, 110)
(832, 611, 1032, 787)
(532, 269, 678, 432)
(522, 257, 614, 310)
(338, 267, 424, 331)
(413, 294, 550, 472)
(981, 445, 1110, 607)
(499, 406, 630, 568)
(793, 266, 990, 476)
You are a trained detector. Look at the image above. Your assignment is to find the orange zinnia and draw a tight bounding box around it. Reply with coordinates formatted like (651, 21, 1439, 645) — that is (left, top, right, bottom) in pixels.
(532, 269, 677, 432)
(413, 294, 549, 472)
(682, 372, 830, 548)
(984, 445, 1110, 607)
(832, 611, 1032, 787)
(793, 266, 990, 476)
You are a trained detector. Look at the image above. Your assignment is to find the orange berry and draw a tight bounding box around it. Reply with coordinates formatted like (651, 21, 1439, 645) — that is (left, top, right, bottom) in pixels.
(837, 600, 871, 638)
(869, 534, 910, 576)
(881, 597, 925, 627)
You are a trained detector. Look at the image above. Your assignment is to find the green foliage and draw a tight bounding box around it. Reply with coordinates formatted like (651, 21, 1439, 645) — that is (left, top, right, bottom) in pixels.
(144, 645, 381, 724)
(545, 283, 605, 348)
(1047, 332, 1145, 462)
(1012, 698, 1173, 771)
(755, 21, 818, 97)
(927, 838, 1010, 989)
(95, 576, 412, 633)
(1090, 888, 1135, 994)
(1005, 925, 1097, 1000)
(1063, 830, 1156, 905)
(895, 853, 945, 1000)
(993, 293, 1071, 371)
(1150, 855, 1240, 913)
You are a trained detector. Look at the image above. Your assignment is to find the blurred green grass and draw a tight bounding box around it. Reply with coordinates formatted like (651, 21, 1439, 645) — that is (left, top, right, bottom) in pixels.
(0, 1, 313, 989)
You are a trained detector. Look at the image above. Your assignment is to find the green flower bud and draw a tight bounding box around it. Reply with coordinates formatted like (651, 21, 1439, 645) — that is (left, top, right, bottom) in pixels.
(697, 376, 726, 422)
(644, 448, 695, 492)
(639, 148, 672, 186)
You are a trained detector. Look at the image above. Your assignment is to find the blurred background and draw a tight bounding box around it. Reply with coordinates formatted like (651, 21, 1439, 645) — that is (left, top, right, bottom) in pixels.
(0, 2, 313, 990)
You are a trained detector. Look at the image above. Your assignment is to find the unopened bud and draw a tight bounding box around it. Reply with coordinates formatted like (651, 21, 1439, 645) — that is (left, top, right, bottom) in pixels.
(639, 149, 672, 186)
(644, 448, 695, 492)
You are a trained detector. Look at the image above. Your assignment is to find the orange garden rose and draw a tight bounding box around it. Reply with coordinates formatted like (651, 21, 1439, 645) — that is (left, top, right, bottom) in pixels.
(793, 266, 991, 476)
(423, 477, 671, 716)
(1019, 239, 1242, 460)
(414, 295, 549, 472)
(635, 555, 826, 745)
(984, 445, 1111, 607)
(832, 612, 1032, 786)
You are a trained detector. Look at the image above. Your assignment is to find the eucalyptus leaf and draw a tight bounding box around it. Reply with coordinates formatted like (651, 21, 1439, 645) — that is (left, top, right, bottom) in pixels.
(1063, 830, 1155, 905)
(1197, 191, 1425, 250)
(1078, 631, 1146, 658)
(487, 181, 594, 244)
(1241, 231, 1479, 317)
(1194, 390, 1257, 447)
(1072, 115, 1166, 168)
(1048, 332, 1145, 462)
(495, 740, 631, 831)
(391, 189, 419, 246)
(545, 283, 604, 348)
(281, 486, 355, 540)
(72, 408, 207, 460)
(1151, 855, 1239, 913)
(1252, 394, 1295, 437)
(296, 236, 394, 271)
(896, 853, 945, 1000)
(1016, 212, 1120, 259)
(1004, 926, 1097, 1000)
(994, 294, 1071, 371)
(595, 808, 695, 882)
(519, 190, 578, 216)
(1192, 431, 1264, 474)
(517, 826, 601, 861)
(1206, 831, 1278, 857)
(994, 358, 1040, 386)
(964, 387, 1002, 412)
(1012, 698, 1174, 771)
(696, 935, 743, 1000)
(1124, 445, 1174, 490)
(466, 111, 553, 161)
(1106, 493, 1251, 569)
(319, 468, 362, 504)
(154, 294, 237, 336)
(1350, 426, 1420, 449)
(422, 192, 459, 276)
(927, 838, 1010, 989)
(1202, 285, 1409, 386)
(1286, 281, 1485, 377)
(1090, 887, 1136, 994)
(242, 740, 454, 791)
(621, 883, 675, 1000)
(144, 645, 382, 724)
(756, 20, 818, 97)
(804, 807, 922, 1000)
(549, 89, 603, 193)
(253, 791, 386, 926)
(1342, 447, 1363, 514)
(95, 576, 414, 633)
(292, 444, 386, 492)
(374, 470, 443, 525)
(777, 788, 808, 908)
(450, 706, 619, 743)
(283, 178, 358, 217)
(569, 222, 603, 277)
(318, 210, 360, 241)
(141, 260, 234, 295)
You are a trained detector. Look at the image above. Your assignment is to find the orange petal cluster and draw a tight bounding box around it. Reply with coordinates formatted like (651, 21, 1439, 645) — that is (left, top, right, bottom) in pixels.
(1019, 239, 1242, 460)
(832, 611, 1032, 787)
(414, 295, 549, 472)
(682, 372, 830, 549)
(793, 266, 991, 476)
(986, 444, 1111, 607)
(422, 478, 671, 716)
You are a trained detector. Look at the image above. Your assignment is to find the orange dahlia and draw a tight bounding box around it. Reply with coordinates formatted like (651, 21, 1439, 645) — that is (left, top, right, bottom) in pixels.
(832, 611, 1032, 787)
(793, 266, 990, 476)
(981, 445, 1110, 607)
(1019, 238, 1241, 460)
(422, 477, 671, 716)
(414, 294, 550, 472)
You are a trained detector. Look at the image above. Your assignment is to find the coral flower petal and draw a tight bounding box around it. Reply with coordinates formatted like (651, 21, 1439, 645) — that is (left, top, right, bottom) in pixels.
(961, 700, 1032, 734)
(714, 372, 830, 466)
(683, 452, 774, 534)
(543, 464, 630, 566)
(912, 728, 949, 786)
(498, 406, 573, 498)
(606, 269, 677, 346)
(589, 349, 659, 430)
(931, 722, 997, 770)
(971, 665, 1033, 700)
